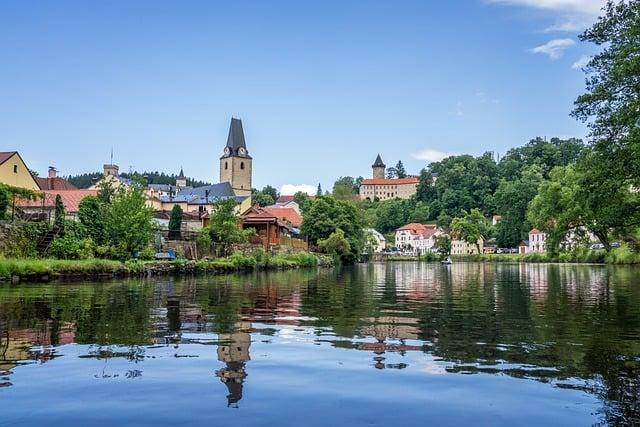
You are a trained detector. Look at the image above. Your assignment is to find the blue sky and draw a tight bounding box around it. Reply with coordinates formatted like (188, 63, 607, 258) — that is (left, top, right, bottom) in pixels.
(0, 0, 604, 193)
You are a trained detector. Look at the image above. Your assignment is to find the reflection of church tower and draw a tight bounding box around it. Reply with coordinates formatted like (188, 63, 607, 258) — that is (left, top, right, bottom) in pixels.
(215, 321, 251, 407)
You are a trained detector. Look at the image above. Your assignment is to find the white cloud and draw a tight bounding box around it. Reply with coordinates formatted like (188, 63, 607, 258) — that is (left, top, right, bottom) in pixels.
(412, 149, 459, 163)
(571, 54, 591, 69)
(280, 184, 316, 196)
(488, 0, 605, 32)
(529, 38, 575, 59)
(488, 0, 603, 16)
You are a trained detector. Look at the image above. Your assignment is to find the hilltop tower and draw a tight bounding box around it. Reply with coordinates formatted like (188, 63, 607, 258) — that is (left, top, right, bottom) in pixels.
(372, 154, 385, 179)
(176, 167, 187, 188)
(220, 118, 252, 197)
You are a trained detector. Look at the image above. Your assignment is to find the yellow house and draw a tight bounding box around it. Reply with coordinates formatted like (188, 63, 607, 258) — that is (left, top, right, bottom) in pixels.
(0, 152, 40, 191)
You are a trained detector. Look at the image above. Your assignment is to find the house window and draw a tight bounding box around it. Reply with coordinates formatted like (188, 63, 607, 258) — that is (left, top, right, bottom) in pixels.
(240, 162, 245, 170)
(13, 165, 17, 173)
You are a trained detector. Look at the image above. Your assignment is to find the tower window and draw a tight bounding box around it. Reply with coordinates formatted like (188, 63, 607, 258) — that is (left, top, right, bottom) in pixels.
(13, 165, 17, 173)
(225, 162, 228, 170)
(240, 162, 245, 170)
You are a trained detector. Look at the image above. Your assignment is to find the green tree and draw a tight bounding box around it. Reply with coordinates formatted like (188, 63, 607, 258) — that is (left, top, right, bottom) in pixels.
(450, 208, 487, 253)
(106, 187, 155, 257)
(78, 196, 107, 245)
(97, 180, 115, 204)
(251, 190, 275, 207)
(318, 228, 351, 258)
(527, 166, 583, 256)
(262, 185, 279, 202)
(434, 234, 451, 258)
(332, 176, 358, 200)
(293, 191, 311, 212)
(0, 187, 9, 220)
(395, 160, 407, 178)
(572, 0, 640, 188)
(494, 165, 544, 247)
(301, 196, 365, 263)
(416, 169, 436, 202)
(168, 204, 183, 239)
(54, 194, 65, 230)
(205, 198, 252, 256)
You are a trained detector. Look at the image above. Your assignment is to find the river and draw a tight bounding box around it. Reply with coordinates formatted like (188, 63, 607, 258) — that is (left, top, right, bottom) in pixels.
(0, 262, 639, 426)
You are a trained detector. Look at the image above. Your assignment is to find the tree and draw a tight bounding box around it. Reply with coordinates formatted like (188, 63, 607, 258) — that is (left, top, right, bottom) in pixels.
(106, 187, 155, 257)
(572, 0, 640, 188)
(262, 185, 279, 202)
(527, 166, 583, 256)
(0, 187, 8, 220)
(386, 166, 398, 179)
(54, 194, 65, 230)
(450, 208, 487, 253)
(97, 180, 115, 204)
(494, 165, 544, 247)
(168, 204, 183, 239)
(416, 169, 436, 202)
(332, 176, 358, 201)
(301, 196, 365, 263)
(293, 191, 311, 212)
(395, 160, 407, 178)
(205, 198, 252, 256)
(251, 190, 274, 207)
(318, 229, 351, 258)
(434, 234, 451, 258)
(78, 196, 107, 245)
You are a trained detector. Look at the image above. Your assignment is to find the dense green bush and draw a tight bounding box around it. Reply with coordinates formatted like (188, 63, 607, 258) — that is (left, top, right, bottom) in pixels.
(50, 235, 94, 260)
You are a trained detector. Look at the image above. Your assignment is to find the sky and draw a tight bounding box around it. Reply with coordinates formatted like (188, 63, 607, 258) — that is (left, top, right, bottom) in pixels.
(0, 0, 606, 194)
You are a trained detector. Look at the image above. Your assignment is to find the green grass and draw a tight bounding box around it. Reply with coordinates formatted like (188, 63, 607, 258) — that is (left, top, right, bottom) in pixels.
(0, 257, 125, 279)
(452, 246, 639, 264)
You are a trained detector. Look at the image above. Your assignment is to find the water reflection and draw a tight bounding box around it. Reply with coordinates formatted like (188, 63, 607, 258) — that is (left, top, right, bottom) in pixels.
(0, 263, 638, 425)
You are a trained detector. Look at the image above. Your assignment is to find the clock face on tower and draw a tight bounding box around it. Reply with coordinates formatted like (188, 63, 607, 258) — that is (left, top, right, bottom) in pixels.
(224, 147, 230, 156)
(238, 147, 246, 156)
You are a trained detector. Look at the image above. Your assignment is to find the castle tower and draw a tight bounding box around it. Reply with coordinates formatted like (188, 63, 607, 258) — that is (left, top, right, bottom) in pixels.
(175, 167, 187, 188)
(372, 154, 385, 179)
(220, 118, 252, 197)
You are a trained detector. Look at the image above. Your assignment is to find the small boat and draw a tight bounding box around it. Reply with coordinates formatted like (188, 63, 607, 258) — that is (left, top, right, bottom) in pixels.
(441, 257, 452, 265)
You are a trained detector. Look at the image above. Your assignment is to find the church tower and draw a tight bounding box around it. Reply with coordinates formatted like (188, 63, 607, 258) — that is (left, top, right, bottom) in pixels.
(220, 118, 252, 197)
(175, 167, 187, 188)
(372, 154, 385, 179)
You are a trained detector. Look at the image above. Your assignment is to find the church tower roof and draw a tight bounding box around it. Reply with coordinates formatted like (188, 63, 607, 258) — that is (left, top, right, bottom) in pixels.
(178, 167, 185, 178)
(226, 118, 247, 154)
(372, 154, 385, 168)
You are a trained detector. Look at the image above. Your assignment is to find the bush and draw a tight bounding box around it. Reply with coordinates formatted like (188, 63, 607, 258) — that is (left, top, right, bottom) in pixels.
(50, 235, 94, 260)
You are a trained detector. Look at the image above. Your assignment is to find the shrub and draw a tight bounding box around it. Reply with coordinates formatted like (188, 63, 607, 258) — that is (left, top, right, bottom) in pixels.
(50, 235, 94, 260)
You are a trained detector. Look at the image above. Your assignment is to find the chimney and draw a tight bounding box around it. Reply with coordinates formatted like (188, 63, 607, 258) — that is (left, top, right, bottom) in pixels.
(48, 166, 57, 178)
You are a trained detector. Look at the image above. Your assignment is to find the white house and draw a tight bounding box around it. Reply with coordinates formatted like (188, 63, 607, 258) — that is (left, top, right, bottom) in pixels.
(529, 229, 546, 253)
(364, 228, 386, 253)
(395, 223, 440, 255)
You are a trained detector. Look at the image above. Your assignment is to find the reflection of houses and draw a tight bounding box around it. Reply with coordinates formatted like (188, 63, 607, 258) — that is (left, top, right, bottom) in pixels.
(215, 321, 251, 407)
(359, 316, 422, 370)
(241, 206, 307, 250)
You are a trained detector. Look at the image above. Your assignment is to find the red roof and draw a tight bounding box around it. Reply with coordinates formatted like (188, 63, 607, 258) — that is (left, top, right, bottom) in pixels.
(397, 223, 436, 232)
(361, 177, 418, 185)
(0, 151, 17, 166)
(276, 195, 295, 203)
(529, 228, 542, 234)
(36, 177, 77, 191)
(264, 206, 302, 228)
(17, 190, 97, 213)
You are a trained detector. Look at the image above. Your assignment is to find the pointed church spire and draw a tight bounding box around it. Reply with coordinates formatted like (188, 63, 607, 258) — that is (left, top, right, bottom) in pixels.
(178, 167, 185, 178)
(372, 154, 385, 168)
(226, 118, 247, 155)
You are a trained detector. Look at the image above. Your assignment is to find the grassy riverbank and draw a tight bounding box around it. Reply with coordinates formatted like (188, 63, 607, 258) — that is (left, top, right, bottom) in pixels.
(453, 246, 640, 265)
(0, 252, 333, 282)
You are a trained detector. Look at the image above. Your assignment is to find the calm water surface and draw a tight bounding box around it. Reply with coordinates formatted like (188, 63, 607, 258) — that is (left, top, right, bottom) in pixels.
(1, 263, 639, 426)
